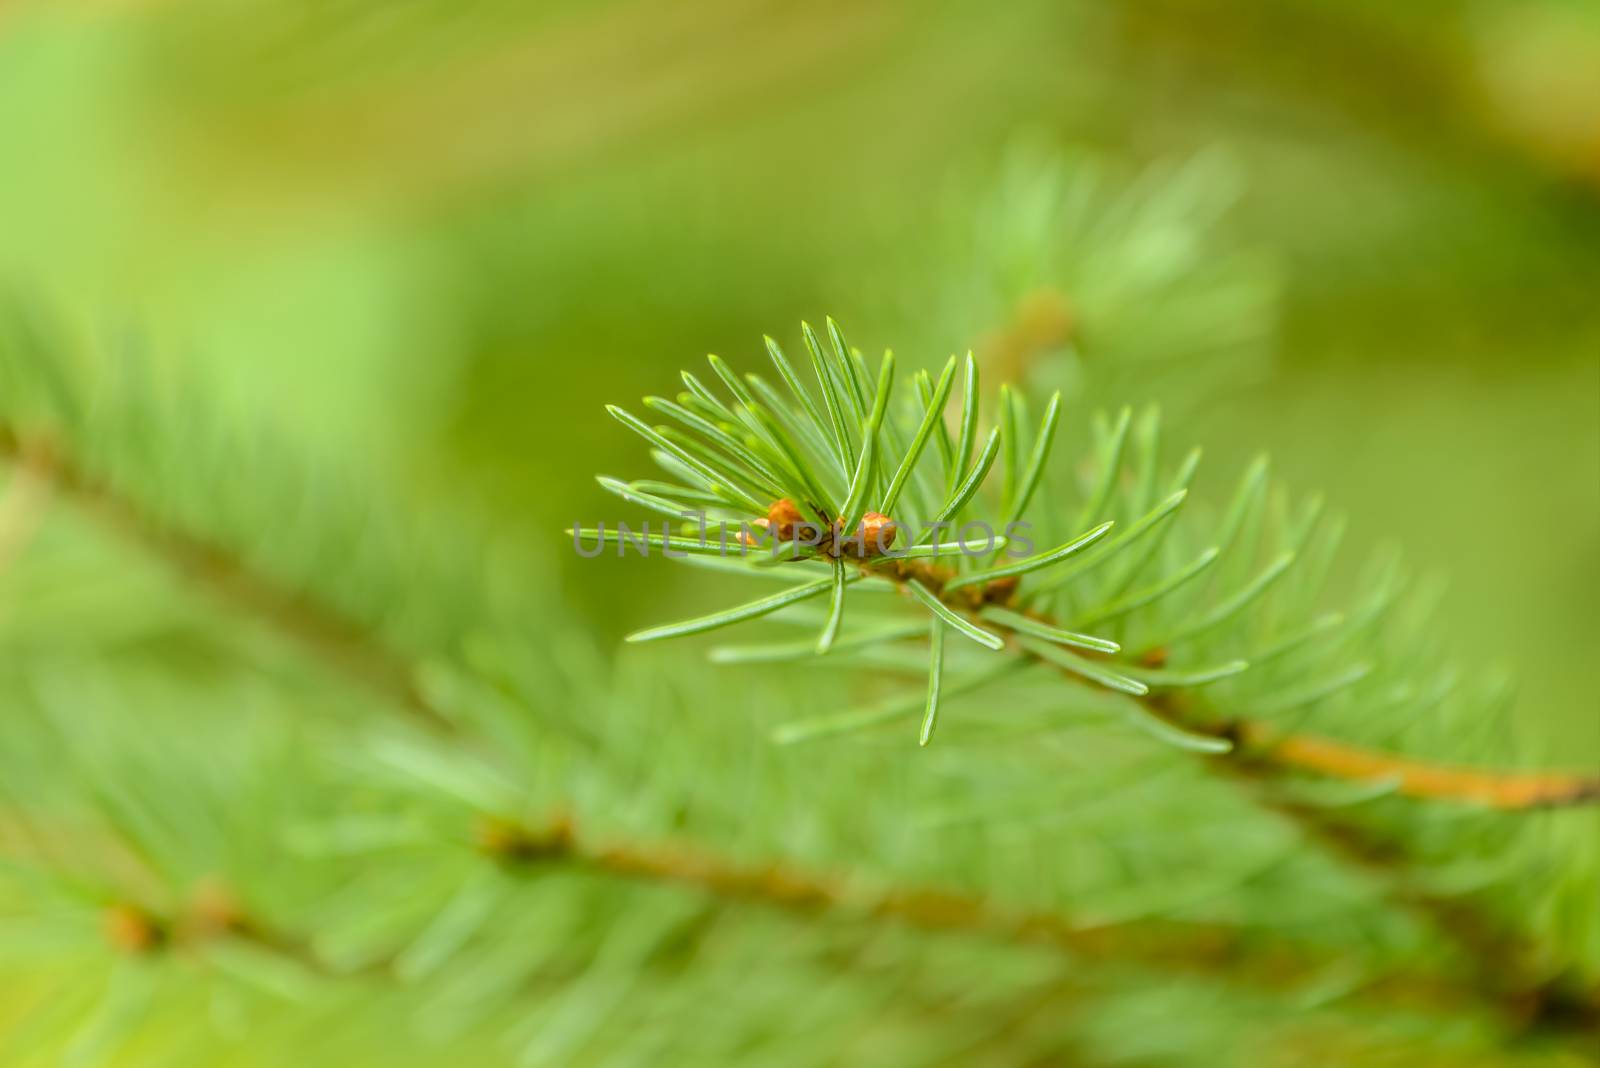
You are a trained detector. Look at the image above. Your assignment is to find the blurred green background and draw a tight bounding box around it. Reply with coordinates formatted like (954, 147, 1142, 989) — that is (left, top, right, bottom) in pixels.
(2, 0, 1595, 754)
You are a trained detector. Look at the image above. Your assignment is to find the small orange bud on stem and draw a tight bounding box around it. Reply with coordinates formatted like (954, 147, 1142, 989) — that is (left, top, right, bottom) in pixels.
(831, 511, 898, 559)
(757, 499, 901, 560)
(474, 813, 575, 864)
(104, 902, 165, 954)
(766, 499, 806, 542)
(855, 512, 898, 555)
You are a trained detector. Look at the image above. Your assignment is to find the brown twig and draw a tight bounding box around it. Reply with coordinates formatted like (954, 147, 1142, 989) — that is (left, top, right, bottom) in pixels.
(852, 550, 1600, 811)
(738, 489, 1599, 808)
(864, 558, 1600, 1030)
(1127, 690, 1600, 810)
(1227, 718, 1600, 809)
(102, 881, 391, 980)
(43, 809, 1473, 1033)
(472, 814, 1497, 1024)
(52, 805, 1597, 1041)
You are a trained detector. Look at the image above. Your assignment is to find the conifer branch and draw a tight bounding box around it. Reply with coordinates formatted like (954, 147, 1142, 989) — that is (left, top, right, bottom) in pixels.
(470, 813, 1528, 1026)
(0, 425, 448, 732)
(1198, 703, 1599, 809)
(783, 544, 1599, 1022)
(841, 554, 1598, 808)
(590, 325, 1599, 809)
(99, 891, 390, 981)
(588, 321, 1600, 1040)
(73, 851, 1534, 1060)
(11, 800, 1592, 1043)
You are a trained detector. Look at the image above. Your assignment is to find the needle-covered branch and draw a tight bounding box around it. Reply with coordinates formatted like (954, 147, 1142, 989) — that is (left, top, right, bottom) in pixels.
(592, 323, 1600, 812)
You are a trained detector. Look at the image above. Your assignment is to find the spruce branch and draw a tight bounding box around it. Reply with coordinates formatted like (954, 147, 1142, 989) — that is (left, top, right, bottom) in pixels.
(16, 795, 1536, 1032)
(589, 320, 1600, 1035)
(872, 143, 1280, 405)
(592, 322, 1600, 811)
(18, 803, 1562, 1061)
(1193, 703, 1600, 809)
(97, 889, 390, 982)
(468, 813, 1495, 1020)
(0, 424, 448, 732)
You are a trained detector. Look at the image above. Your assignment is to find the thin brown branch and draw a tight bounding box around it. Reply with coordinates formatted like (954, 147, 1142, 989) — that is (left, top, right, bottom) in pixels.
(49, 808, 1597, 1042)
(871, 559, 1600, 1032)
(473, 814, 1507, 1025)
(102, 884, 392, 981)
(1230, 718, 1600, 808)
(871, 553, 1600, 810)
(1144, 692, 1600, 810)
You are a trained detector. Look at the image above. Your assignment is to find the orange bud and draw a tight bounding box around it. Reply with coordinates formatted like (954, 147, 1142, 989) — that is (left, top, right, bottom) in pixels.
(857, 512, 898, 555)
(104, 903, 163, 954)
(473, 813, 574, 863)
(767, 498, 806, 541)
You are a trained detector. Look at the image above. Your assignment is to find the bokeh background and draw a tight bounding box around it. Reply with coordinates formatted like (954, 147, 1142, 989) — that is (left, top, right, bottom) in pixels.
(2, 0, 1595, 764)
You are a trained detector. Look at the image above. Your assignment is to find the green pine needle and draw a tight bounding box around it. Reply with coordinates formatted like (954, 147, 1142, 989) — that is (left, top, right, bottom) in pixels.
(905, 580, 1005, 651)
(817, 557, 849, 654)
(801, 321, 857, 467)
(627, 575, 850, 642)
(773, 660, 1027, 744)
(1016, 636, 1149, 697)
(1121, 660, 1251, 689)
(880, 356, 957, 516)
(1121, 703, 1235, 754)
(919, 618, 947, 746)
(943, 520, 1114, 592)
(710, 621, 926, 664)
(952, 353, 979, 489)
(978, 606, 1119, 654)
(930, 428, 1001, 524)
(1035, 489, 1190, 594)
(607, 405, 767, 513)
(1074, 405, 1133, 530)
(1075, 545, 1221, 628)
(1006, 389, 1062, 525)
